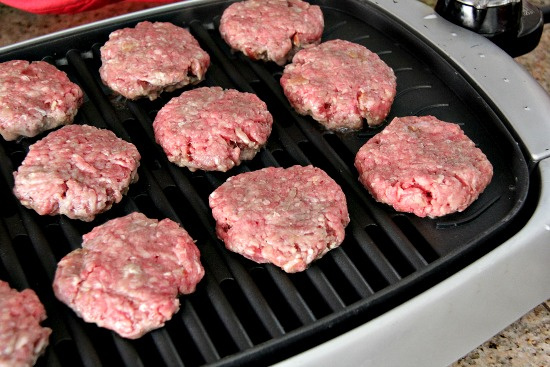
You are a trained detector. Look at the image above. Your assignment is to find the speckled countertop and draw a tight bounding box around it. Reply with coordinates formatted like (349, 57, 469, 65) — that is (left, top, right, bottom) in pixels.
(0, 1, 548, 366)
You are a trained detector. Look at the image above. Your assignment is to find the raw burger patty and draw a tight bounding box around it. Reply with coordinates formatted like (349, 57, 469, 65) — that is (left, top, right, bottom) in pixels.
(219, 0, 324, 66)
(0, 60, 83, 141)
(99, 21, 210, 100)
(280, 39, 396, 130)
(53, 212, 204, 339)
(209, 165, 349, 273)
(13, 124, 141, 222)
(354, 115, 494, 218)
(0, 280, 51, 367)
(153, 87, 273, 172)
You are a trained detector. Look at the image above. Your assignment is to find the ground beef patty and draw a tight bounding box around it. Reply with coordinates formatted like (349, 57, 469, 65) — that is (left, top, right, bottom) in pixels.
(53, 212, 204, 339)
(280, 39, 396, 130)
(99, 21, 210, 100)
(219, 0, 324, 66)
(13, 124, 140, 222)
(354, 116, 494, 218)
(209, 165, 349, 273)
(0, 60, 83, 141)
(0, 280, 51, 367)
(154, 87, 273, 172)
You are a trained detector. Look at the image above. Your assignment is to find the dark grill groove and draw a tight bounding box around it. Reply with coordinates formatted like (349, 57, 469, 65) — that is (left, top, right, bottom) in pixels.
(0, 1, 530, 366)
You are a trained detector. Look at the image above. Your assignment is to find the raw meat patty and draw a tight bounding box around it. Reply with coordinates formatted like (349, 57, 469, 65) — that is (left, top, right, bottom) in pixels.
(219, 0, 324, 66)
(0, 60, 83, 141)
(153, 87, 273, 172)
(13, 124, 141, 222)
(0, 280, 51, 367)
(354, 116, 494, 218)
(209, 165, 349, 273)
(53, 212, 204, 339)
(99, 21, 210, 100)
(280, 39, 396, 130)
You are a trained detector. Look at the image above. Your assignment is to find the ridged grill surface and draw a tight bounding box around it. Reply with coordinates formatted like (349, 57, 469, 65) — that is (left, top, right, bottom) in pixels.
(0, 1, 531, 366)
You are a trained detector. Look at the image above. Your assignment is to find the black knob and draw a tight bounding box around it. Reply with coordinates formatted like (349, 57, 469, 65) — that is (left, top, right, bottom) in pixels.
(435, 0, 544, 56)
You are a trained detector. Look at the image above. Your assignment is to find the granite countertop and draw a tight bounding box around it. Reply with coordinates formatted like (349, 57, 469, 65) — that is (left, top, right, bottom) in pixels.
(0, 1, 548, 366)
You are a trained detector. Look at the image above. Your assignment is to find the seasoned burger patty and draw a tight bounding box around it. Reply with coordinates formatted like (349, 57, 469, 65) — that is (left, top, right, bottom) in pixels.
(280, 39, 396, 130)
(219, 0, 324, 66)
(0, 60, 83, 141)
(153, 87, 273, 172)
(209, 165, 349, 273)
(354, 116, 494, 218)
(53, 212, 204, 339)
(0, 280, 51, 367)
(99, 21, 210, 100)
(13, 124, 141, 222)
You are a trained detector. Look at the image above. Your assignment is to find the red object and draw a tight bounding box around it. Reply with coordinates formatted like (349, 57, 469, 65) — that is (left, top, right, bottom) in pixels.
(0, 0, 177, 14)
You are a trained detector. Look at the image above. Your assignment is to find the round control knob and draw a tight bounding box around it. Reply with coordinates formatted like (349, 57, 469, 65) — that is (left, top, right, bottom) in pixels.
(434, 0, 544, 56)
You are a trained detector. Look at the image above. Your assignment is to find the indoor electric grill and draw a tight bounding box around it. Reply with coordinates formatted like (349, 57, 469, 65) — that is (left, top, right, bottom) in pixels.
(0, 1, 549, 366)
